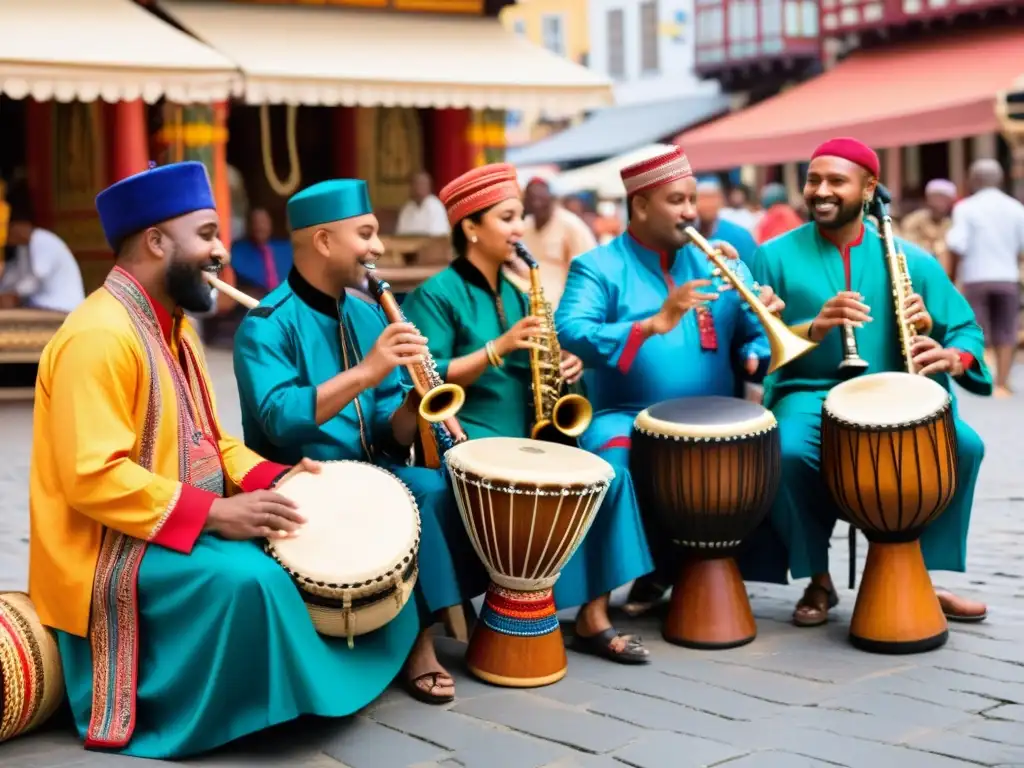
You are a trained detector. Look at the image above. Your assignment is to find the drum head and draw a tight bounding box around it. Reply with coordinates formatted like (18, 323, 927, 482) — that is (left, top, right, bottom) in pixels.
(271, 462, 418, 586)
(634, 396, 776, 439)
(445, 437, 614, 487)
(825, 372, 949, 427)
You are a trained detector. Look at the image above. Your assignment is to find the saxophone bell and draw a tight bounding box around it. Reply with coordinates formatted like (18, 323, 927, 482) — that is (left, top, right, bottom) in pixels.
(530, 393, 593, 443)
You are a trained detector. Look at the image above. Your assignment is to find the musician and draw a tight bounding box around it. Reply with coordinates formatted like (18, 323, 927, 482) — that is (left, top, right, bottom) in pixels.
(750, 137, 991, 627)
(27, 162, 343, 759)
(233, 179, 487, 705)
(400, 163, 655, 664)
(553, 146, 780, 617)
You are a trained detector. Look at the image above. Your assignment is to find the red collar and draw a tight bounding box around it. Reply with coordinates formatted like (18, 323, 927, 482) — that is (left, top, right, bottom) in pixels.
(627, 229, 674, 271)
(817, 220, 865, 255)
(112, 266, 176, 342)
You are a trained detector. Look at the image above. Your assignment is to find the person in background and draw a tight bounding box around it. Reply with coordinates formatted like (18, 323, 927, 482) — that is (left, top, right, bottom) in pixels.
(721, 183, 761, 232)
(593, 199, 623, 245)
(753, 183, 804, 244)
(696, 179, 758, 267)
(0, 187, 84, 313)
(231, 207, 292, 295)
(900, 179, 957, 278)
(508, 178, 597, 309)
(947, 159, 1024, 398)
(395, 171, 450, 236)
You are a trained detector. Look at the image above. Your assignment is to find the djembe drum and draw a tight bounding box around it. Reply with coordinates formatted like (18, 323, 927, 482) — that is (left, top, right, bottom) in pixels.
(267, 461, 420, 647)
(822, 371, 957, 654)
(1, 592, 64, 743)
(632, 397, 780, 649)
(446, 437, 613, 687)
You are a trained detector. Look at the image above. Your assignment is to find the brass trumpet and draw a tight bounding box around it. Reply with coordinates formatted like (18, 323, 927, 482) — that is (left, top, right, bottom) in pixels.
(683, 227, 817, 374)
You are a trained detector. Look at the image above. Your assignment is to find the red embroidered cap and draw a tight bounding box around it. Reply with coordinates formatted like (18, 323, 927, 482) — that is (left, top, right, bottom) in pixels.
(440, 163, 521, 226)
(810, 137, 880, 177)
(620, 146, 694, 196)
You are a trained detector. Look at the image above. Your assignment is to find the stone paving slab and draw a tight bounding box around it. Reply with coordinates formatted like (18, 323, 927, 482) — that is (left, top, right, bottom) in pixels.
(2, 352, 1024, 767)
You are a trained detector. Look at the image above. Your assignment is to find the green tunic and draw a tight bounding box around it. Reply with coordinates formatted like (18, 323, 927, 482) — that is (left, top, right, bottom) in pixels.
(751, 221, 991, 580)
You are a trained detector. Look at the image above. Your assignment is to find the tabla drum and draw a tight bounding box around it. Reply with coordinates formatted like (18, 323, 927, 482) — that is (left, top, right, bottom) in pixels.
(822, 371, 957, 654)
(267, 461, 420, 647)
(0, 309, 66, 401)
(632, 397, 780, 649)
(446, 437, 613, 688)
(0, 592, 64, 743)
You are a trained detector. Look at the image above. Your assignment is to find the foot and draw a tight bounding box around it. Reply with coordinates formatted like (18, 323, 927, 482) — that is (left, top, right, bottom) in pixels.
(793, 580, 839, 627)
(935, 588, 988, 623)
(994, 385, 1013, 399)
(574, 599, 650, 664)
(403, 633, 455, 704)
(621, 576, 668, 618)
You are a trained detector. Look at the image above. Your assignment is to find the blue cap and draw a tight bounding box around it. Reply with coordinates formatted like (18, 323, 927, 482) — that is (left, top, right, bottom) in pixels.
(287, 180, 373, 232)
(96, 161, 216, 250)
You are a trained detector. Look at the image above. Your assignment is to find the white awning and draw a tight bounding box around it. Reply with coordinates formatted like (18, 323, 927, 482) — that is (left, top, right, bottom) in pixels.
(159, 1, 612, 115)
(0, 0, 240, 103)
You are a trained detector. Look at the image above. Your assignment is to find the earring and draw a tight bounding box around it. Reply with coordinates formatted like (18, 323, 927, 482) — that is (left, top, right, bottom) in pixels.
(470, 236, 478, 243)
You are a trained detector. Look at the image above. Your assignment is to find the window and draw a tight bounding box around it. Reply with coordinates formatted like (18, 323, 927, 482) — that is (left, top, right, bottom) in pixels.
(697, 6, 724, 43)
(541, 14, 566, 57)
(760, 0, 783, 37)
(639, 1, 660, 73)
(800, 0, 818, 35)
(607, 9, 625, 78)
(512, 19, 526, 37)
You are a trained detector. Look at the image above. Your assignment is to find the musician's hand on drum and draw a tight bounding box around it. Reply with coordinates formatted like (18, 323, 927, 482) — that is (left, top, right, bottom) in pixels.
(363, 322, 428, 385)
(494, 316, 546, 356)
(560, 351, 584, 384)
(903, 293, 933, 335)
(207, 491, 307, 541)
(645, 279, 719, 336)
(911, 336, 963, 377)
(757, 284, 785, 315)
(807, 291, 872, 342)
(273, 458, 323, 489)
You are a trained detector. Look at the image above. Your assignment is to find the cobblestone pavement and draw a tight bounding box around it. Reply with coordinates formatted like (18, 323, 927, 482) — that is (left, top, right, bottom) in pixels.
(3, 352, 1024, 767)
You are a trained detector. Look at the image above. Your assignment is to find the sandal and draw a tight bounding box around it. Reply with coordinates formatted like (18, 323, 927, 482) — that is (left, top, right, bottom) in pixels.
(792, 583, 839, 628)
(621, 577, 669, 618)
(402, 671, 455, 705)
(935, 588, 988, 623)
(573, 626, 650, 665)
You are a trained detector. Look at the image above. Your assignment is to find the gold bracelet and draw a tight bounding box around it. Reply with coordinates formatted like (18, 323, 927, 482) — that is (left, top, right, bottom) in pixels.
(486, 341, 504, 368)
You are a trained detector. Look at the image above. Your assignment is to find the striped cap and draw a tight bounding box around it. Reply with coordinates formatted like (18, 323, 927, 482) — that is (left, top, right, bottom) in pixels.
(620, 146, 693, 196)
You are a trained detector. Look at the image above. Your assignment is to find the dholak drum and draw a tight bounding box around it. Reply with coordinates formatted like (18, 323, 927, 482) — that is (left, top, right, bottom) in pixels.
(632, 397, 780, 649)
(446, 437, 613, 687)
(267, 461, 420, 647)
(822, 371, 957, 654)
(1, 592, 64, 743)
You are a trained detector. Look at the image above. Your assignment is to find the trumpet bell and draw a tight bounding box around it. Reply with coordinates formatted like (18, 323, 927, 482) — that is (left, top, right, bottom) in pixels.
(764, 317, 818, 375)
(419, 383, 465, 424)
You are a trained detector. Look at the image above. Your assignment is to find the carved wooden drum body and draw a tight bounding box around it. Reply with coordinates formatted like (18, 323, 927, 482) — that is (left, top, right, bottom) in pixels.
(632, 397, 780, 649)
(822, 372, 957, 654)
(1, 592, 64, 743)
(0, 309, 67, 401)
(268, 461, 420, 647)
(446, 437, 612, 688)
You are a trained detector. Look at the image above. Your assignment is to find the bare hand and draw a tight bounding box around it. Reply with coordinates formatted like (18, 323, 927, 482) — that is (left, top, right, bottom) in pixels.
(903, 293, 933, 335)
(744, 354, 760, 376)
(808, 291, 872, 342)
(560, 351, 584, 384)
(207, 490, 307, 541)
(758, 284, 785, 315)
(645, 279, 719, 336)
(362, 322, 428, 386)
(711, 241, 740, 262)
(273, 458, 323, 489)
(911, 336, 963, 377)
(494, 316, 546, 357)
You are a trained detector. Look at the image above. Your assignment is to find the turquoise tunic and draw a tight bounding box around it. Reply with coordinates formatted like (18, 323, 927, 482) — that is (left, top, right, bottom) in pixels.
(233, 269, 488, 617)
(751, 221, 992, 581)
(554, 232, 775, 582)
(401, 256, 652, 609)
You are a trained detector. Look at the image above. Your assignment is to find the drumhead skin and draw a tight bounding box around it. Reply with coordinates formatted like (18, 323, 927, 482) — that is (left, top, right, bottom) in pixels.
(270, 461, 419, 588)
(634, 396, 776, 439)
(445, 437, 614, 487)
(825, 372, 950, 427)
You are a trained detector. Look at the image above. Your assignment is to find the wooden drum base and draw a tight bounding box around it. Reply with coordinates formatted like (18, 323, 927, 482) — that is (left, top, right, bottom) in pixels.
(465, 585, 567, 688)
(849, 540, 948, 654)
(663, 557, 757, 650)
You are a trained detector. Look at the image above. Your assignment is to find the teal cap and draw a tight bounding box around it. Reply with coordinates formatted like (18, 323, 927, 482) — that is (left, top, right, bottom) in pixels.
(287, 179, 373, 231)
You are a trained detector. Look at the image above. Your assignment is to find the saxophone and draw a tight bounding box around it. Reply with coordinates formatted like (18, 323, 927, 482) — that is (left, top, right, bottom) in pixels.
(512, 242, 593, 444)
(872, 184, 918, 374)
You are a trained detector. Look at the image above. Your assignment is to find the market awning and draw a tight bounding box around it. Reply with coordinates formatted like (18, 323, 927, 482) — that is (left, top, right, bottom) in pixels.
(0, 0, 240, 103)
(159, 1, 612, 115)
(552, 144, 679, 198)
(676, 28, 1024, 171)
(507, 94, 731, 167)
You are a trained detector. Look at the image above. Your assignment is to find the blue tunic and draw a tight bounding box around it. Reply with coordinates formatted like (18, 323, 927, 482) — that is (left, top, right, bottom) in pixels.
(709, 217, 758, 268)
(230, 238, 294, 291)
(233, 268, 487, 619)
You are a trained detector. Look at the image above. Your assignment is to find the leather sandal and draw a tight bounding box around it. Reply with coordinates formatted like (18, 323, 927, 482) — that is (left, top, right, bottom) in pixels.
(403, 671, 455, 705)
(573, 626, 650, 664)
(793, 583, 839, 628)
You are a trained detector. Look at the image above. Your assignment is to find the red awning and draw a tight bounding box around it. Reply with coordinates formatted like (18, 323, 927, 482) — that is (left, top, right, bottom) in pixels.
(676, 29, 1024, 170)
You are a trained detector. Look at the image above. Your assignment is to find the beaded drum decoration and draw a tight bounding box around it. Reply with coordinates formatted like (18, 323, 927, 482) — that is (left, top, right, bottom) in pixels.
(446, 437, 613, 688)
(631, 396, 780, 650)
(0, 592, 64, 743)
(267, 461, 420, 648)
